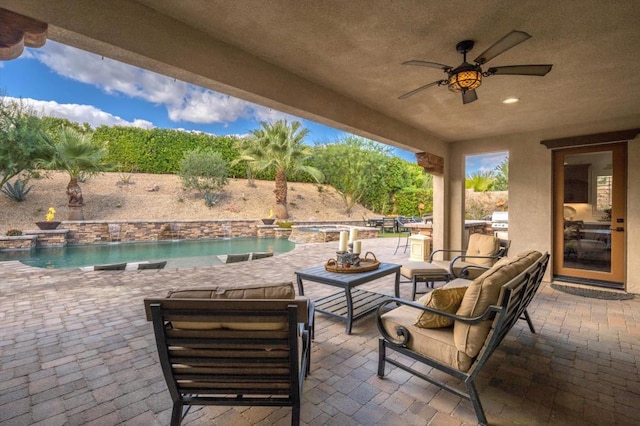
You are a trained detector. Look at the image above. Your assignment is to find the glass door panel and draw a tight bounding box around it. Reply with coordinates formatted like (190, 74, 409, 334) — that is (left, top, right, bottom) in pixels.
(553, 144, 625, 287)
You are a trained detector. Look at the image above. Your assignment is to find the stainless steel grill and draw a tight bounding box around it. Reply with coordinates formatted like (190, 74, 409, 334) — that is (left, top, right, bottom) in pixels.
(491, 211, 509, 230)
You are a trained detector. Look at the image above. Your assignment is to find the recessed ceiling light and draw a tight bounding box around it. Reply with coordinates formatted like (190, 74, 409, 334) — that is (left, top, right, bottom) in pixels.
(502, 97, 519, 104)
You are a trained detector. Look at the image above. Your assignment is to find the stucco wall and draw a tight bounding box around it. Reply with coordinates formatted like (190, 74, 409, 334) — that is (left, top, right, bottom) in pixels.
(449, 130, 638, 292)
(627, 138, 640, 293)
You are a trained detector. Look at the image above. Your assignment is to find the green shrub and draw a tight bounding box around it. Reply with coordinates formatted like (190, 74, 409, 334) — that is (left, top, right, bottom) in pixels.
(1, 179, 33, 202)
(179, 149, 229, 194)
(276, 221, 293, 228)
(6, 229, 23, 236)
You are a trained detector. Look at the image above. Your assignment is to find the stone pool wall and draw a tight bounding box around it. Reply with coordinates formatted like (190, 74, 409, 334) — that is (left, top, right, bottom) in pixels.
(0, 219, 366, 251)
(289, 225, 379, 244)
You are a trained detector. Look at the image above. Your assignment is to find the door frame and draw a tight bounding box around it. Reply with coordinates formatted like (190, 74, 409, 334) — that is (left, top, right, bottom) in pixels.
(552, 142, 627, 287)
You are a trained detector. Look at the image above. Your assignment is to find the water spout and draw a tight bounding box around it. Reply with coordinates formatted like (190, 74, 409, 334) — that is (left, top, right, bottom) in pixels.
(169, 223, 181, 240)
(108, 224, 121, 242)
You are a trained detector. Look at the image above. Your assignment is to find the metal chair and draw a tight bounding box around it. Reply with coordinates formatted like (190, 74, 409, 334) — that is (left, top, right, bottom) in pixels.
(144, 297, 312, 426)
(394, 216, 422, 254)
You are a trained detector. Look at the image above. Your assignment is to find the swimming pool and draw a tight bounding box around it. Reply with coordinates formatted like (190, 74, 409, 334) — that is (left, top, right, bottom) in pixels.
(0, 238, 295, 269)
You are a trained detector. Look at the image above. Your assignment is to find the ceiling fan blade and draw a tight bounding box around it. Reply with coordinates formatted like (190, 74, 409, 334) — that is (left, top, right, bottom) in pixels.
(473, 30, 531, 65)
(398, 80, 446, 99)
(486, 64, 553, 76)
(402, 60, 452, 71)
(462, 89, 478, 104)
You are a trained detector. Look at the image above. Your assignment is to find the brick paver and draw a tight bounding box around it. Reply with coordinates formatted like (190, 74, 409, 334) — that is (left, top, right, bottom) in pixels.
(1, 238, 639, 425)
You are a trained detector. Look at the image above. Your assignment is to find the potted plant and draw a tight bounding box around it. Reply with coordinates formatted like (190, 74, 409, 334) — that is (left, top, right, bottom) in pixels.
(36, 207, 61, 230)
(261, 209, 276, 225)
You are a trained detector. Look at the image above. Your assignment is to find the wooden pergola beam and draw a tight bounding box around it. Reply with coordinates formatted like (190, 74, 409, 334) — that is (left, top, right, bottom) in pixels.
(0, 7, 48, 61)
(415, 152, 444, 175)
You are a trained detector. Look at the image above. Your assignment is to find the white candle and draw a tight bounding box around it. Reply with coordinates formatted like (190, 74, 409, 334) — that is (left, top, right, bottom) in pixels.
(353, 240, 362, 255)
(338, 231, 348, 252)
(348, 228, 358, 243)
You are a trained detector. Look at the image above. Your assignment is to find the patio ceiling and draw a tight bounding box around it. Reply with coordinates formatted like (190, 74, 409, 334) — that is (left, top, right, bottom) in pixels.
(3, 0, 640, 152)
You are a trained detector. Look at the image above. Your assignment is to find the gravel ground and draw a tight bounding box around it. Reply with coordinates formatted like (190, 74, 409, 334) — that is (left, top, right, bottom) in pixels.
(1, 171, 375, 233)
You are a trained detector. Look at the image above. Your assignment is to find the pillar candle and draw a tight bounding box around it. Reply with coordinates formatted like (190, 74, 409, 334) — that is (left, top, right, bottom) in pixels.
(338, 231, 348, 252)
(353, 240, 362, 255)
(348, 228, 358, 243)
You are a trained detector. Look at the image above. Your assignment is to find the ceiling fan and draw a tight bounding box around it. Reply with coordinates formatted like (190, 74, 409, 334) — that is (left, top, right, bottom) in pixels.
(399, 30, 552, 104)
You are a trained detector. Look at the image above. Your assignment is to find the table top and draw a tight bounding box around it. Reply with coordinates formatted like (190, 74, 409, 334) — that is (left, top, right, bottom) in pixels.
(295, 262, 400, 286)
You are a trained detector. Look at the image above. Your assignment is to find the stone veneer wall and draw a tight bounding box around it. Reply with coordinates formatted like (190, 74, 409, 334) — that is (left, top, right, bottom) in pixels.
(0, 220, 364, 251)
(62, 220, 260, 245)
(0, 235, 37, 251)
(62, 219, 365, 245)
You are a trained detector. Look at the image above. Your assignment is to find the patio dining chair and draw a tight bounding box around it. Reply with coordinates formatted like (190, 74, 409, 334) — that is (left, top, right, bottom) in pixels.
(394, 216, 422, 254)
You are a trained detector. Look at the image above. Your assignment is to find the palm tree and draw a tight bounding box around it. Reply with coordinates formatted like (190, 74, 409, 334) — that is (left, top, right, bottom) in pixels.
(43, 128, 112, 220)
(235, 120, 323, 219)
(465, 171, 496, 192)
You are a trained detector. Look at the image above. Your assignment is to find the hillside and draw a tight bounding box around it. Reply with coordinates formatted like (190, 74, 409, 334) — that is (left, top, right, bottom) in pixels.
(1, 172, 375, 233)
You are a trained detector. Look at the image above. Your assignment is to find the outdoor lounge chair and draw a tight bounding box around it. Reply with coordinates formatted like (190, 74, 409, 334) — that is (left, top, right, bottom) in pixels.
(251, 251, 274, 260)
(219, 253, 251, 263)
(137, 260, 167, 270)
(144, 281, 313, 426)
(93, 262, 127, 271)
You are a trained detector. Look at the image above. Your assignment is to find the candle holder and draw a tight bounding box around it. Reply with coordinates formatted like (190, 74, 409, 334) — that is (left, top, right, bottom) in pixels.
(325, 251, 379, 273)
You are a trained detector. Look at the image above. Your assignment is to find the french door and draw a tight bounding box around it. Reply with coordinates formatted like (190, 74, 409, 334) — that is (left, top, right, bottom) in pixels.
(553, 143, 626, 288)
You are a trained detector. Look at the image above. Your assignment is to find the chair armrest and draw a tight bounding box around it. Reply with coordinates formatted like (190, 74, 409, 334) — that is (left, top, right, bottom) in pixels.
(429, 248, 466, 262)
(375, 298, 501, 347)
(307, 300, 315, 340)
(449, 254, 501, 277)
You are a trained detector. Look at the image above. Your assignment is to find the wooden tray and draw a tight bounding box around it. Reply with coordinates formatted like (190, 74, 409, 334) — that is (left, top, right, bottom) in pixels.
(325, 252, 380, 273)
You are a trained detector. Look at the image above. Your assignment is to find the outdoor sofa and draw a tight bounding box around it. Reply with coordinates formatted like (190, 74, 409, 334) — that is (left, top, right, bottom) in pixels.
(376, 250, 549, 425)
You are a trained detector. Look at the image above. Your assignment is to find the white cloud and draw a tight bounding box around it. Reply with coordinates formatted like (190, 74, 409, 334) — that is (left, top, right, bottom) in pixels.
(4, 96, 154, 129)
(31, 41, 285, 126)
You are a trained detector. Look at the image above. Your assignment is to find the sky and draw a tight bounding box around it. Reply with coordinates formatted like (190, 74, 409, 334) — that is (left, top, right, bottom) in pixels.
(0, 40, 505, 173)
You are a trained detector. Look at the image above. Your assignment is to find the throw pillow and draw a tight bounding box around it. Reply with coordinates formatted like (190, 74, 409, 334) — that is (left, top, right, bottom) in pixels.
(415, 287, 468, 328)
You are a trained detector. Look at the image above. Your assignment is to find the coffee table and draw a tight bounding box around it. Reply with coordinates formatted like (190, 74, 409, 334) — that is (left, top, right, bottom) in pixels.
(295, 262, 401, 334)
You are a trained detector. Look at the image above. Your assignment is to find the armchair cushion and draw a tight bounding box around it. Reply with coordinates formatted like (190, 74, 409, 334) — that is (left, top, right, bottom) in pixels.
(380, 304, 474, 372)
(415, 287, 467, 328)
(454, 250, 542, 357)
(166, 281, 295, 300)
(166, 282, 300, 330)
(465, 233, 500, 266)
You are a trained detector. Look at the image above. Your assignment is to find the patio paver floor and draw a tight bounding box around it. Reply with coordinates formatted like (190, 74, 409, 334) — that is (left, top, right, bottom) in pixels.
(1, 238, 639, 425)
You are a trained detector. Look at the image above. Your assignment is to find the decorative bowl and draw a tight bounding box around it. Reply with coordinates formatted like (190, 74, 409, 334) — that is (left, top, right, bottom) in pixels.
(36, 221, 61, 230)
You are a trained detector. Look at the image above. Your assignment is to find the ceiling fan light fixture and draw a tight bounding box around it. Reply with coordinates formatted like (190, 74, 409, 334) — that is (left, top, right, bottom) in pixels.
(448, 68, 482, 92)
(502, 97, 519, 104)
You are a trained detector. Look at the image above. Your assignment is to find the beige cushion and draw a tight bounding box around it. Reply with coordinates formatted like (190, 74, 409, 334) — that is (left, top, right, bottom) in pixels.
(167, 281, 295, 300)
(415, 287, 467, 328)
(401, 261, 449, 279)
(465, 233, 500, 267)
(380, 303, 473, 372)
(167, 282, 297, 330)
(454, 251, 542, 357)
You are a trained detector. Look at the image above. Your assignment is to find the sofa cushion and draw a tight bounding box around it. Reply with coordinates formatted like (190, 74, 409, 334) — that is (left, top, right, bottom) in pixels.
(381, 303, 473, 372)
(454, 251, 542, 357)
(166, 281, 295, 300)
(415, 287, 467, 328)
(465, 233, 500, 267)
(166, 282, 297, 330)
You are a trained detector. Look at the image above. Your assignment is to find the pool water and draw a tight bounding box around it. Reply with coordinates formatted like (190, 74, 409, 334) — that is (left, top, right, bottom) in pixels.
(0, 238, 295, 269)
